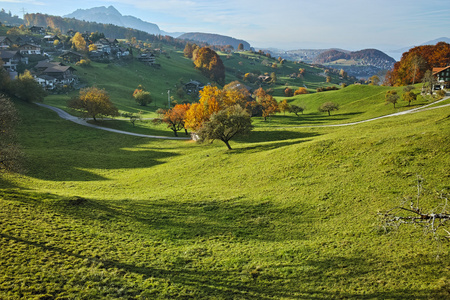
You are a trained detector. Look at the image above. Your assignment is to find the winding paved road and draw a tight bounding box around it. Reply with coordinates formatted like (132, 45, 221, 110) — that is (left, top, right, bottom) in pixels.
(35, 103, 191, 140)
(36, 96, 449, 138)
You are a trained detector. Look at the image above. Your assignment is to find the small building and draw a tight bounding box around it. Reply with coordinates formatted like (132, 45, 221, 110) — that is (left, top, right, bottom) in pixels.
(19, 43, 41, 55)
(94, 38, 112, 54)
(59, 51, 84, 63)
(35, 61, 65, 72)
(0, 36, 12, 49)
(66, 29, 77, 37)
(35, 74, 57, 90)
(0, 50, 26, 71)
(41, 65, 77, 85)
(43, 35, 60, 44)
(432, 66, 450, 90)
(30, 26, 45, 34)
(138, 52, 156, 65)
(184, 80, 204, 95)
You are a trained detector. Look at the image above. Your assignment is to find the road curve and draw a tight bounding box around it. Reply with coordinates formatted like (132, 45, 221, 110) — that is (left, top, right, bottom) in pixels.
(36, 96, 449, 137)
(35, 103, 191, 140)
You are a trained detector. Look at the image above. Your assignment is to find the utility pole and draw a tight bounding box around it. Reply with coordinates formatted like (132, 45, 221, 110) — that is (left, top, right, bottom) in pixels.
(20, 7, 27, 20)
(167, 89, 171, 109)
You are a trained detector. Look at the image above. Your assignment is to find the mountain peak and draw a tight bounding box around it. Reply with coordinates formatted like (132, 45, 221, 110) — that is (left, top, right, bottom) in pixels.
(64, 6, 161, 35)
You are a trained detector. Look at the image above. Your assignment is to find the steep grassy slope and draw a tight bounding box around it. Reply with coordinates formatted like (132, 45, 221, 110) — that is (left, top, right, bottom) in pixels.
(1, 97, 450, 298)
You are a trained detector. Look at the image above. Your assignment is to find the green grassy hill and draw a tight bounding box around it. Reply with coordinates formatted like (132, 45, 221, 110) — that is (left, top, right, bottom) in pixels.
(1, 84, 450, 298)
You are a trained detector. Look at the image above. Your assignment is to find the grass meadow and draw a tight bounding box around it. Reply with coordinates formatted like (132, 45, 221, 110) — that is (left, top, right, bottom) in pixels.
(1, 48, 450, 298)
(1, 93, 450, 298)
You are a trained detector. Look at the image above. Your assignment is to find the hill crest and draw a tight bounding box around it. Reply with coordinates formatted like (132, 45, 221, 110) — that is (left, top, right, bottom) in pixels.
(178, 32, 251, 51)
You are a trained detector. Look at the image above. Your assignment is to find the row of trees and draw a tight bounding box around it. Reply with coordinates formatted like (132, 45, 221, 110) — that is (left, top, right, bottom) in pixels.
(0, 62, 48, 172)
(155, 84, 254, 149)
(385, 42, 450, 86)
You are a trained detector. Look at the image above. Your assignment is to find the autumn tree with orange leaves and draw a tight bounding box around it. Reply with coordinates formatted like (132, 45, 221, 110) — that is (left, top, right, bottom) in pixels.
(386, 42, 450, 86)
(253, 87, 279, 121)
(193, 47, 225, 84)
(155, 104, 191, 137)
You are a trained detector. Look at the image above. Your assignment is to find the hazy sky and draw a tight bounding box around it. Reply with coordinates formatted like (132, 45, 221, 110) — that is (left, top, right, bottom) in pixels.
(1, 0, 449, 52)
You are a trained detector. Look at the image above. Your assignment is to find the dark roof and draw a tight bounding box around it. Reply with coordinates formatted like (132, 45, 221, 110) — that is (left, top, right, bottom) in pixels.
(0, 50, 21, 59)
(44, 65, 76, 73)
(35, 61, 64, 69)
(60, 51, 83, 57)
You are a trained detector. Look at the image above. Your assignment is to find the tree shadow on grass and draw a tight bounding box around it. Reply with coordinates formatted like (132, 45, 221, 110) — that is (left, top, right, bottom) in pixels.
(0, 229, 443, 299)
(24, 147, 179, 181)
(231, 130, 321, 153)
(255, 112, 364, 127)
(3, 190, 447, 299)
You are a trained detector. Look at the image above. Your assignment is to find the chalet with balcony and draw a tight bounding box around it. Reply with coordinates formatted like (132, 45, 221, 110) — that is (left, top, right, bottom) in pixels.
(41, 65, 77, 86)
(33, 61, 77, 89)
(0, 50, 26, 71)
(138, 52, 156, 65)
(19, 43, 41, 55)
(433, 66, 450, 89)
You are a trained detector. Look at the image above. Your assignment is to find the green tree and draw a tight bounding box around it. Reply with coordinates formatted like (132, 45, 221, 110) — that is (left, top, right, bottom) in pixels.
(0, 96, 22, 172)
(290, 104, 305, 117)
(403, 91, 417, 106)
(385, 90, 399, 108)
(14, 70, 46, 102)
(196, 105, 253, 150)
(68, 87, 119, 121)
(318, 102, 339, 116)
(133, 90, 152, 106)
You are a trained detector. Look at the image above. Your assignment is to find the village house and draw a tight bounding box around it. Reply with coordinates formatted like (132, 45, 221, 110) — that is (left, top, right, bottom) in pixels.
(432, 66, 450, 90)
(0, 36, 12, 49)
(40, 65, 77, 86)
(43, 35, 60, 44)
(33, 61, 77, 89)
(0, 50, 27, 71)
(59, 51, 84, 63)
(184, 80, 204, 95)
(29, 26, 45, 35)
(19, 43, 41, 55)
(138, 52, 156, 65)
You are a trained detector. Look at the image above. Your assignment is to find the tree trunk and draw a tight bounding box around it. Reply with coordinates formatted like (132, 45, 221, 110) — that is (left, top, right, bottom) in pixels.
(223, 140, 232, 150)
(327, 111, 331, 116)
(172, 130, 178, 137)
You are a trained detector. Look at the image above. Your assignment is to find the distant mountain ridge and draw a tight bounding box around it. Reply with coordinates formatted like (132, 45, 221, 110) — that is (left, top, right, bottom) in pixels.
(64, 6, 167, 36)
(178, 32, 251, 51)
(314, 48, 396, 69)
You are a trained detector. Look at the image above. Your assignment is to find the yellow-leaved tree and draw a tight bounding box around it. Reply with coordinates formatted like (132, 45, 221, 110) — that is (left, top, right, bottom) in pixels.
(68, 87, 119, 121)
(72, 32, 87, 52)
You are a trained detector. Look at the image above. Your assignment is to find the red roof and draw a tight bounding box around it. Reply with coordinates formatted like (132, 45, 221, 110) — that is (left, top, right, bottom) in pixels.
(433, 66, 450, 75)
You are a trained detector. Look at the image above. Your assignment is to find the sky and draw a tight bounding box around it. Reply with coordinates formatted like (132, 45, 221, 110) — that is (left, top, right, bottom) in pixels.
(1, 0, 449, 54)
